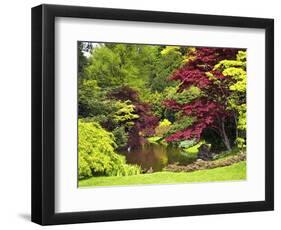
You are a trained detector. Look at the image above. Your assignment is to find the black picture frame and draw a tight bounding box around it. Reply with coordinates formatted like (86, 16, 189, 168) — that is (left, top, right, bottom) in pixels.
(31, 4, 274, 225)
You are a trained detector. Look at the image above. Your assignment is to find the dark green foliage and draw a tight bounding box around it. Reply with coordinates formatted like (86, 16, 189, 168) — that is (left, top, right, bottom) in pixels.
(167, 86, 202, 105)
(149, 46, 184, 92)
(112, 126, 129, 149)
(167, 116, 195, 137)
(78, 79, 109, 118)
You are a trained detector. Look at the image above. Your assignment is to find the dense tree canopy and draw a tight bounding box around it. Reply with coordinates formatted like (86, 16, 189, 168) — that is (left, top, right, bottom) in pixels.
(109, 86, 159, 148)
(78, 42, 247, 180)
(163, 48, 246, 151)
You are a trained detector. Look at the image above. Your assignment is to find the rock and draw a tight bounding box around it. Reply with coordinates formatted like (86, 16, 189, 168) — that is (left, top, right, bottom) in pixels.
(197, 144, 214, 161)
(146, 167, 153, 174)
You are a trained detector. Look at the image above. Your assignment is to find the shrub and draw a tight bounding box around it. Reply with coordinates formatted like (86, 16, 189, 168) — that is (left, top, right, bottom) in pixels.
(78, 120, 141, 179)
(185, 140, 209, 154)
(178, 139, 196, 148)
(155, 119, 172, 137)
(166, 116, 195, 138)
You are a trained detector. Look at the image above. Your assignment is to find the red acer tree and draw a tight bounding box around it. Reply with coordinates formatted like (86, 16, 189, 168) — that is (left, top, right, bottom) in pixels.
(164, 48, 238, 151)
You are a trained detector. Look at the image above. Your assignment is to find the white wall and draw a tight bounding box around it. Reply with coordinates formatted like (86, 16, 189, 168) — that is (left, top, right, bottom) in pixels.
(0, 0, 279, 229)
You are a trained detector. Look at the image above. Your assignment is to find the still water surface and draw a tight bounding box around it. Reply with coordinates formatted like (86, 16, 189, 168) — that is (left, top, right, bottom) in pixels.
(120, 143, 194, 172)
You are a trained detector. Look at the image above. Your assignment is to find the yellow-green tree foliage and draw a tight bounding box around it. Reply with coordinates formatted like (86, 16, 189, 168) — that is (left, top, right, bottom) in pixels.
(155, 119, 172, 136)
(113, 100, 139, 126)
(78, 120, 141, 179)
(214, 51, 247, 149)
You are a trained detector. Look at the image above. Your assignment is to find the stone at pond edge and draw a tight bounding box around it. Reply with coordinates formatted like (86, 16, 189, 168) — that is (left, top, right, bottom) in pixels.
(197, 144, 215, 161)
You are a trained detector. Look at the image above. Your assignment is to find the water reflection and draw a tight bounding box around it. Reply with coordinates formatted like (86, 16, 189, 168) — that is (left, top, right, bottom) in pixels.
(119, 143, 194, 172)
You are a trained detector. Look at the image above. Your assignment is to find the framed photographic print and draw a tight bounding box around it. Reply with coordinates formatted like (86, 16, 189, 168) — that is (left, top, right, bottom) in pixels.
(31, 4, 274, 225)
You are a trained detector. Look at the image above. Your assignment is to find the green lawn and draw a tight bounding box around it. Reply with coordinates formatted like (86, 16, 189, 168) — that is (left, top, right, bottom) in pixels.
(79, 161, 246, 187)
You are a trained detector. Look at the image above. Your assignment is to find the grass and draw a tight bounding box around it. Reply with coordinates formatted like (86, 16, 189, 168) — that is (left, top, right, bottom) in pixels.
(79, 161, 246, 187)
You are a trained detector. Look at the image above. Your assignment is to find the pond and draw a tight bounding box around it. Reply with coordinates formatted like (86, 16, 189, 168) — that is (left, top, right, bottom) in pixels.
(119, 143, 196, 172)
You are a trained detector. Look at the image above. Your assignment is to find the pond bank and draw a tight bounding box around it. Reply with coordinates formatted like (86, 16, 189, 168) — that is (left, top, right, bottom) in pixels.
(164, 153, 246, 172)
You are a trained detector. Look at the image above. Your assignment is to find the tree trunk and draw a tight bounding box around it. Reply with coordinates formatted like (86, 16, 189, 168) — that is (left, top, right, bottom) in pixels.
(221, 120, 232, 151)
(233, 113, 238, 140)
